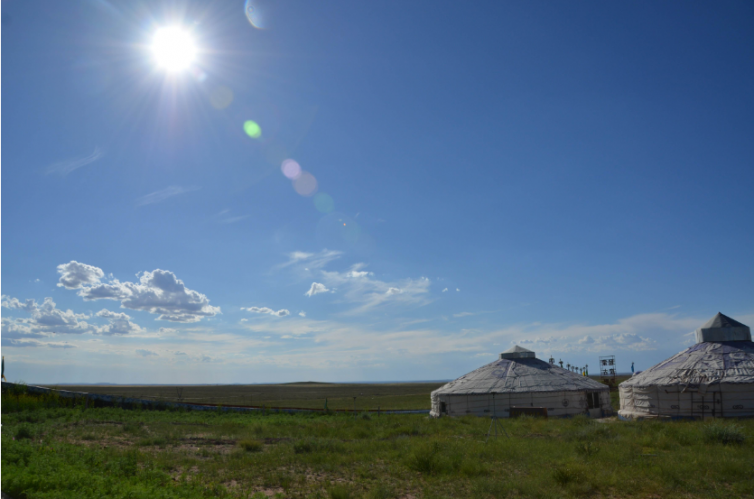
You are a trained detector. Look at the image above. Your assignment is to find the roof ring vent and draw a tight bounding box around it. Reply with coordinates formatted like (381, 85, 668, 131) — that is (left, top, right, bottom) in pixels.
(500, 345, 536, 360)
(695, 313, 751, 343)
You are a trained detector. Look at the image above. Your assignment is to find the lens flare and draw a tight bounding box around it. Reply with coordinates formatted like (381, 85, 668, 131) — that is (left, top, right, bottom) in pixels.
(293, 172, 318, 197)
(281, 159, 301, 179)
(314, 193, 334, 213)
(151, 26, 197, 72)
(244, 0, 273, 29)
(243, 120, 262, 138)
(316, 212, 361, 246)
(210, 86, 233, 109)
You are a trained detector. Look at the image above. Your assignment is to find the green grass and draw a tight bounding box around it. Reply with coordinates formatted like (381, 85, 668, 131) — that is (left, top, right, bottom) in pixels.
(3, 391, 754, 498)
(38, 382, 445, 411)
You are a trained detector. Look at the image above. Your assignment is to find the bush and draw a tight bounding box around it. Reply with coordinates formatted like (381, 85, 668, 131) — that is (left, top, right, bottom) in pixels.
(553, 465, 584, 485)
(365, 483, 397, 499)
(328, 484, 354, 499)
(703, 423, 745, 445)
(406, 442, 442, 474)
(293, 438, 342, 454)
(575, 441, 600, 458)
(239, 439, 263, 452)
(15, 425, 33, 440)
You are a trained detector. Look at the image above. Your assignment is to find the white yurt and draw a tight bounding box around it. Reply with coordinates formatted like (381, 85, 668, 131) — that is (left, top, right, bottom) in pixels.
(619, 313, 754, 419)
(430, 345, 612, 418)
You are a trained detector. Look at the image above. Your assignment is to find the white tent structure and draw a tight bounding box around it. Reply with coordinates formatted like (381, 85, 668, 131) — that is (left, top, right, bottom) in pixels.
(619, 313, 754, 419)
(430, 345, 612, 418)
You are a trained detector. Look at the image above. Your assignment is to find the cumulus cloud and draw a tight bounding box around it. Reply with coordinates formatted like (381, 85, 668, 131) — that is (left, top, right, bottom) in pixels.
(135, 186, 199, 207)
(136, 349, 158, 357)
(57, 261, 105, 289)
(299, 311, 306, 317)
(95, 309, 144, 336)
(56, 262, 221, 323)
(305, 282, 330, 297)
(386, 287, 402, 295)
(2, 295, 92, 335)
(45, 147, 104, 176)
(243, 306, 290, 318)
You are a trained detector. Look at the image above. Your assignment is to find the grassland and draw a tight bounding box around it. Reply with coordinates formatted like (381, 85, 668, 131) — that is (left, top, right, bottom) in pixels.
(39, 382, 447, 411)
(3, 387, 754, 499)
(42, 376, 628, 412)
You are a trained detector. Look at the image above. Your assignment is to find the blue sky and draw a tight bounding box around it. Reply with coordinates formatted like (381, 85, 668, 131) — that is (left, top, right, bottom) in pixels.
(2, 0, 753, 384)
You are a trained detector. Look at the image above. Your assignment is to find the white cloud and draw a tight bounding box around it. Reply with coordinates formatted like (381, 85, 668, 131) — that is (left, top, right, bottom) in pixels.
(320, 265, 431, 314)
(95, 309, 144, 336)
(1, 337, 76, 349)
(235, 311, 720, 371)
(219, 214, 250, 224)
(57, 262, 220, 323)
(243, 306, 290, 318)
(136, 349, 158, 357)
(2, 295, 92, 335)
(456, 288, 460, 292)
(45, 147, 104, 176)
(305, 282, 330, 297)
(57, 261, 105, 289)
(442, 288, 448, 293)
(135, 186, 199, 207)
(278, 249, 343, 270)
(299, 311, 306, 317)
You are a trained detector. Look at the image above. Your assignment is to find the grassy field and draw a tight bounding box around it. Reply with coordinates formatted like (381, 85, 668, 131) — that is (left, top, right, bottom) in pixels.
(3, 388, 753, 499)
(41, 376, 629, 412)
(39, 382, 447, 411)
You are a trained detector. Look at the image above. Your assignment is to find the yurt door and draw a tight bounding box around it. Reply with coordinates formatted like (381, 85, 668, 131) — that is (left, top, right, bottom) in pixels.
(713, 392, 722, 418)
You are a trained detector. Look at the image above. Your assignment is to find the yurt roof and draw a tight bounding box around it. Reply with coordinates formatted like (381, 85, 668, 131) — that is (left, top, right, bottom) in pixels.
(620, 340, 754, 388)
(695, 312, 751, 343)
(500, 345, 535, 359)
(433, 346, 608, 395)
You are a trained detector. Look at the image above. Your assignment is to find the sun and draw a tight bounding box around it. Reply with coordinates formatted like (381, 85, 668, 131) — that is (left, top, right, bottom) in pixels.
(151, 26, 197, 72)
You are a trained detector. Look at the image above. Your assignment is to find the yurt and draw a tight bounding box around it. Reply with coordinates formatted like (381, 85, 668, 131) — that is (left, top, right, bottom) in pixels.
(619, 313, 754, 419)
(430, 345, 612, 418)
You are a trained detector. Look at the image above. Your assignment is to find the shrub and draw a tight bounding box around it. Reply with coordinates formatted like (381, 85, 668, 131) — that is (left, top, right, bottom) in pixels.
(122, 422, 142, 434)
(406, 442, 441, 474)
(15, 425, 33, 440)
(575, 441, 600, 459)
(328, 484, 353, 499)
(459, 458, 488, 477)
(365, 483, 397, 499)
(293, 438, 342, 454)
(703, 423, 745, 445)
(239, 439, 263, 452)
(553, 465, 584, 485)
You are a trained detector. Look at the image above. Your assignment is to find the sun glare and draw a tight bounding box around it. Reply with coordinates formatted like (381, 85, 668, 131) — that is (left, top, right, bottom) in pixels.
(151, 26, 197, 72)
